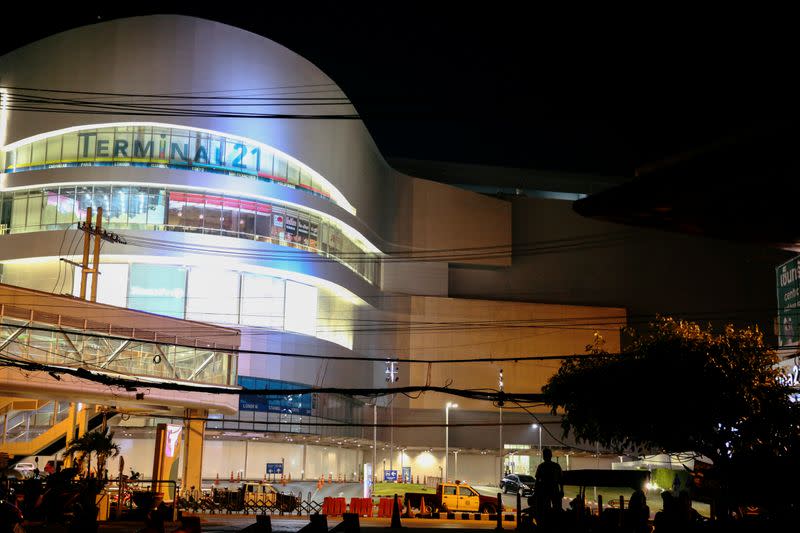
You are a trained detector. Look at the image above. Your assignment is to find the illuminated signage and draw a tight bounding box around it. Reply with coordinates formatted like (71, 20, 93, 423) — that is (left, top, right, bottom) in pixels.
(128, 264, 187, 319)
(2, 123, 358, 214)
(165, 424, 182, 458)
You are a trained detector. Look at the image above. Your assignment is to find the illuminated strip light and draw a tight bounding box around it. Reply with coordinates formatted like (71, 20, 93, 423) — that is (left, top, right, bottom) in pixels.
(1, 121, 356, 215)
(0, 180, 382, 254)
(1, 255, 368, 307)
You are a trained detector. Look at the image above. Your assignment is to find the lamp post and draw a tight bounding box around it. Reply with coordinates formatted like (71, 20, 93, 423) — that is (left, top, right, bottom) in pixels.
(444, 402, 458, 483)
(498, 369, 504, 480)
(532, 423, 542, 466)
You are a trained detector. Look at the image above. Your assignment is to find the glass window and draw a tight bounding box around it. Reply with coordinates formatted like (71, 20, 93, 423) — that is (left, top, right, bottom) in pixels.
(443, 486, 457, 496)
(239, 200, 256, 236)
(45, 136, 62, 164)
(274, 157, 288, 181)
(109, 186, 129, 225)
(94, 129, 115, 161)
(240, 274, 285, 329)
(459, 487, 477, 497)
(61, 133, 79, 162)
(92, 186, 111, 222)
(30, 140, 46, 167)
(132, 126, 154, 162)
(284, 281, 317, 336)
(11, 191, 28, 228)
(169, 131, 190, 166)
(15, 145, 31, 168)
(287, 162, 300, 186)
(182, 193, 205, 230)
(255, 205, 272, 238)
(128, 186, 149, 225)
(26, 190, 42, 229)
(1, 195, 12, 228)
(208, 137, 225, 166)
(57, 186, 76, 225)
(76, 185, 93, 222)
(220, 197, 239, 233)
(204, 195, 222, 231)
(42, 188, 59, 227)
(147, 188, 166, 225)
(260, 151, 274, 176)
(113, 129, 133, 162)
(186, 268, 240, 324)
(167, 191, 185, 227)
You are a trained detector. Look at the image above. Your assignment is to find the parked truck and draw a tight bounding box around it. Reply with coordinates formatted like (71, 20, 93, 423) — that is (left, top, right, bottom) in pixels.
(404, 481, 501, 514)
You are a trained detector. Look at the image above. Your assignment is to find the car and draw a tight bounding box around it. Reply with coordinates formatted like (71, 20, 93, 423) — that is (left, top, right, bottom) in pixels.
(12, 463, 35, 477)
(500, 473, 535, 495)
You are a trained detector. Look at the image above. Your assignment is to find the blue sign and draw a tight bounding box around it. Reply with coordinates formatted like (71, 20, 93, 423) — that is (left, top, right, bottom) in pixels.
(238, 376, 313, 416)
(266, 463, 284, 475)
(402, 467, 412, 483)
(383, 470, 398, 482)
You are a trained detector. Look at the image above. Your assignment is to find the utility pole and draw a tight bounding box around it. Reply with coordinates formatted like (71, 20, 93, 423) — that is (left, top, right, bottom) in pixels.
(499, 368, 504, 480)
(70, 207, 126, 302)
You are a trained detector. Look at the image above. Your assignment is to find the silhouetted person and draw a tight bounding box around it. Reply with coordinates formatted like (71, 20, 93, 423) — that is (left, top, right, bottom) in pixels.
(625, 489, 651, 532)
(535, 448, 563, 516)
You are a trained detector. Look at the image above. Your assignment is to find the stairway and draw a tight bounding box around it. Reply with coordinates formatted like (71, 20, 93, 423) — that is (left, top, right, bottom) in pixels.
(1, 405, 117, 464)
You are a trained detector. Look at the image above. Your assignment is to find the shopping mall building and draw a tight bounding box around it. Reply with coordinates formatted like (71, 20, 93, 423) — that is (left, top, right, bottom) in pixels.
(1, 15, 632, 487)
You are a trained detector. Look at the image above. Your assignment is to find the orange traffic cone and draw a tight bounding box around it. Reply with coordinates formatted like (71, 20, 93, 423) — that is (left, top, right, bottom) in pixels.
(215, 473, 219, 486)
(288, 473, 292, 482)
(230, 471, 234, 482)
(419, 496, 427, 517)
(328, 473, 332, 484)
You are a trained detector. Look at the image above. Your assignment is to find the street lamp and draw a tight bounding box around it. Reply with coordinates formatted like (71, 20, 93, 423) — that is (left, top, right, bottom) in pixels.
(532, 424, 542, 465)
(444, 402, 458, 482)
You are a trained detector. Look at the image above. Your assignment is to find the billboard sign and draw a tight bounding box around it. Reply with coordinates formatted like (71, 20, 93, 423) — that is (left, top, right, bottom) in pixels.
(364, 463, 373, 498)
(266, 463, 284, 475)
(402, 467, 412, 483)
(776, 255, 800, 349)
(383, 470, 398, 482)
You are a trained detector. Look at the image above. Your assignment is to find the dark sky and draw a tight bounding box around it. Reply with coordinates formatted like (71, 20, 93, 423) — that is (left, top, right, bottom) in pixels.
(0, 8, 796, 185)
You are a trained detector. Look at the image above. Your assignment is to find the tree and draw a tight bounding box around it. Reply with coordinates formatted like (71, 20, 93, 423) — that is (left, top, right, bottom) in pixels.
(542, 317, 800, 468)
(64, 428, 120, 479)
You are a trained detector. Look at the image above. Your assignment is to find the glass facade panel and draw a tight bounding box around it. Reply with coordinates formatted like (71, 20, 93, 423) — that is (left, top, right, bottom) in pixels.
(240, 273, 285, 329)
(109, 186, 129, 225)
(57, 186, 76, 225)
(128, 186, 149, 226)
(42, 188, 59, 227)
(0, 186, 380, 285)
(186, 268, 240, 324)
(148, 188, 167, 225)
(62, 133, 79, 162)
(285, 281, 317, 336)
(45, 136, 62, 164)
(1, 124, 357, 212)
(11, 191, 27, 228)
(30, 140, 46, 167)
(220, 197, 239, 233)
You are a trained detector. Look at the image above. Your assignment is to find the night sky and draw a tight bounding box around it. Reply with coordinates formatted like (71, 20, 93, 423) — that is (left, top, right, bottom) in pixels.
(0, 8, 796, 224)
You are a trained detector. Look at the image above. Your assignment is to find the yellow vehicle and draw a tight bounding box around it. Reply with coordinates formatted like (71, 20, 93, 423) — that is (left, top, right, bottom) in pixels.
(406, 481, 499, 514)
(243, 482, 279, 506)
(241, 482, 298, 511)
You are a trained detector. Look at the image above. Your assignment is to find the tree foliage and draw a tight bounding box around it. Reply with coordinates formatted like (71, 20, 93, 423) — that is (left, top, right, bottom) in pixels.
(63, 427, 120, 479)
(542, 317, 800, 465)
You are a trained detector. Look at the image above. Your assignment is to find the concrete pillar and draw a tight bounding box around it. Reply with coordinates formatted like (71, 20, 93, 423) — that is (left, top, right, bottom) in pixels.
(182, 408, 207, 492)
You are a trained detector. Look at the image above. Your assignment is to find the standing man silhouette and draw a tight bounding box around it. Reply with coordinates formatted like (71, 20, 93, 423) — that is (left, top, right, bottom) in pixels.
(535, 448, 563, 515)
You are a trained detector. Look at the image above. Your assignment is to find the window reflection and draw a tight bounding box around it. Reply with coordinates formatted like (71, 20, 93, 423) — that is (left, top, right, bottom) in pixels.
(0, 186, 379, 285)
